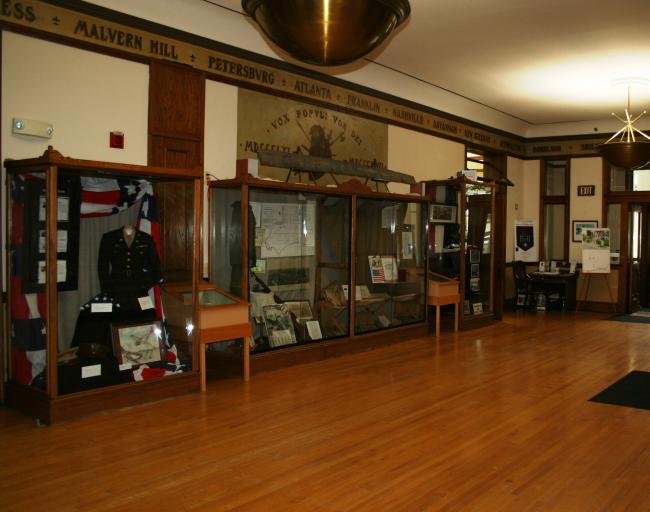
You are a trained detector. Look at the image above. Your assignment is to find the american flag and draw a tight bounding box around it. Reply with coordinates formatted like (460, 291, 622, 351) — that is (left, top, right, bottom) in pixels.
(80, 177, 145, 217)
(135, 182, 164, 320)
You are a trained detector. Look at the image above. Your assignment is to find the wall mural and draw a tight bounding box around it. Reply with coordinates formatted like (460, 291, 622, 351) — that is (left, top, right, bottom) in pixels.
(237, 89, 388, 178)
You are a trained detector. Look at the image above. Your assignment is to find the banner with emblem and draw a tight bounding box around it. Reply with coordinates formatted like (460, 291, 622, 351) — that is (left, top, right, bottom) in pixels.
(514, 220, 537, 262)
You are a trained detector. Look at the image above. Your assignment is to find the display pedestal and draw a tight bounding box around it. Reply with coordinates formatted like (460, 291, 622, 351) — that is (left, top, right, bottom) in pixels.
(200, 324, 252, 392)
(164, 283, 254, 391)
(429, 294, 460, 337)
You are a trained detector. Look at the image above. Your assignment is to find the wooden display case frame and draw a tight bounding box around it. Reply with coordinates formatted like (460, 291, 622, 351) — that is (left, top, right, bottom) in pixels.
(207, 161, 430, 376)
(424, 176, 498, 330)
(4, 147, 203, 424)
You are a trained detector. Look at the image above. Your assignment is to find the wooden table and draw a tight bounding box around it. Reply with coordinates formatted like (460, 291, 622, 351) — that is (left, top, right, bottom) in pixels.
(529, 271, 578, 310)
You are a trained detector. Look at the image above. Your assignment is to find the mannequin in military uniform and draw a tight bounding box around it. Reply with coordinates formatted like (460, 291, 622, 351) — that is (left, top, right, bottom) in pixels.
(66, 224, 163, 393)
(98, 224, 162, 311)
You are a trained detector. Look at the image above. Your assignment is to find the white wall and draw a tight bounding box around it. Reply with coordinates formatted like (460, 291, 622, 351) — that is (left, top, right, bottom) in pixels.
(527, 117, 650, 138)
(506, 157, 525, 263)
(203, 80, 238, 276)
(2, 32, 148, 163)
(522, 160, 541, 258)
(388, 125, 464, 182)
(569, 157, 603, 261)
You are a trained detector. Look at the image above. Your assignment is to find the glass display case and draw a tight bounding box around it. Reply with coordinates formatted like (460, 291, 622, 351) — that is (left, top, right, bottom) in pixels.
(209, 161, 428, 370)
(4, 147, 202, 423)
(354, 198, 426, 334)
(163, 282, 252, 389)
(425, 177, 496, 327)
(211, 186, 351, 350)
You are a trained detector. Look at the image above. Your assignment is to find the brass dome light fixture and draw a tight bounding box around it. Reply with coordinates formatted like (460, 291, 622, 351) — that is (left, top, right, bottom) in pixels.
(242, 0, 411, 66)
(597, 83, 650, 170)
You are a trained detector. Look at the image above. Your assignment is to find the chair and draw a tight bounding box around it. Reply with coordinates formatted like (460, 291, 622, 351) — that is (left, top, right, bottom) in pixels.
(513, 261, 533, 308)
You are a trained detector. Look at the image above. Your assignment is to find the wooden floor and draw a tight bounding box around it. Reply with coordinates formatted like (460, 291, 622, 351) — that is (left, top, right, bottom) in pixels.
(2, 311, 650, 511)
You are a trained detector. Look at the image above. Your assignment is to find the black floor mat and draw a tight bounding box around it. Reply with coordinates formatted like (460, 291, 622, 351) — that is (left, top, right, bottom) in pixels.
(607, 308, 650, 324)
(590, 371, 650, 411)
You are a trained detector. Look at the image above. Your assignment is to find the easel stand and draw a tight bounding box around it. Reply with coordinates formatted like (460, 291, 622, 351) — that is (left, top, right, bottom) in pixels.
(577, 273, 616, 312)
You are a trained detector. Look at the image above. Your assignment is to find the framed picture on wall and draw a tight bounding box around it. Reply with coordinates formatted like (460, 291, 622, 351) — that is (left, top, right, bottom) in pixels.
(429, 203, 457, 223)
(572, 220, 598, 242)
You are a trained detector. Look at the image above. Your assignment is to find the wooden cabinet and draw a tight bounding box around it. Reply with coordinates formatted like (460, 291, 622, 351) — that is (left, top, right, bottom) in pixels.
(4, 147, 203, 423)
(424, 177, 498, 329)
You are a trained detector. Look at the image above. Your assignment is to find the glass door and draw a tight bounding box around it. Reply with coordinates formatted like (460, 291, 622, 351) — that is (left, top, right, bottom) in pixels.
(628, 204, 643, 312)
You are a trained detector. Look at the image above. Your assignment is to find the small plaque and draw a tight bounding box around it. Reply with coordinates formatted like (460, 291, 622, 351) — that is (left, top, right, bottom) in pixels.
(81, 364, 102, 379)
(91, 302, 113, 313)
(138, 296, 154, 310)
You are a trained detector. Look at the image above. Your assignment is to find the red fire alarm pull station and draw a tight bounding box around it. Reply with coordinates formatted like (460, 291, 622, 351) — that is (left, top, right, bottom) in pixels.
(110, 131, 125, 149)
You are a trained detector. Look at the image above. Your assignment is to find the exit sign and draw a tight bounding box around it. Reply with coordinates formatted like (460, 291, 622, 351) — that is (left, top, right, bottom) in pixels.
(577, 185, 595, 196)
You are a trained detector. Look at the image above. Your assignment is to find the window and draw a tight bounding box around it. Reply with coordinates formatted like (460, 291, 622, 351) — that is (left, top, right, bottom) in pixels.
(541, 159, 570, 261)
(466, 149, 485, 180)
(608, 163, 650, 192)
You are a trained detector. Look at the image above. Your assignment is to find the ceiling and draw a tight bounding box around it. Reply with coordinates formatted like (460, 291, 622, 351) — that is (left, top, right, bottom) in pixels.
(211, 0, 650, 127)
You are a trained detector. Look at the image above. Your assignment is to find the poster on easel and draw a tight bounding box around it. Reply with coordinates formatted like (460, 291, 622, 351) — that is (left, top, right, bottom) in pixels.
(514, 220, 537, 262)
(582, 228, 610, 274)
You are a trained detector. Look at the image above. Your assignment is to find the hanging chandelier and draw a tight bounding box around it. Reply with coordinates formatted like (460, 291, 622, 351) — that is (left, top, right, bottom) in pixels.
(596, 85, 650, 170)
(242, 0, 411, 66)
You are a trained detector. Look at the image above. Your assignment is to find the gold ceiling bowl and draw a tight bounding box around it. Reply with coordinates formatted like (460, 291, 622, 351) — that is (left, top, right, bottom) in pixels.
(597, 85, 650, 170)
(242, 0, 411, 66)
(597, 142, 650, 170)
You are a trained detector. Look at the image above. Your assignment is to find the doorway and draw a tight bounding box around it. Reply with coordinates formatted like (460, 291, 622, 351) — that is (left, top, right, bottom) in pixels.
(628, 203, 650, 312)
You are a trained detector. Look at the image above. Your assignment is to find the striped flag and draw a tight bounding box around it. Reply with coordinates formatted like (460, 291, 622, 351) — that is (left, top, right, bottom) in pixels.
(135, 183, 164, 320)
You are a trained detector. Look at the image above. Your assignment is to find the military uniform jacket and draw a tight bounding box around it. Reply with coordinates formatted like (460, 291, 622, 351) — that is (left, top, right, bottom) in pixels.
(97, 228, 162, 308)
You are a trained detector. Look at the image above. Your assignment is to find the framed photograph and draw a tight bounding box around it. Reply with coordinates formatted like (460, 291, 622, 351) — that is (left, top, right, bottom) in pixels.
(429, 203, 457, 223)
(469, 250, 480, 264)
(572, 220, 598, 242)
(262, 304, 297, 347)
(516, 293, 527, 306)
(472, 302, 483, 315)
(111, 321, 166, 368)
(470, 263, 480, 277)
(285, 300, 313, 321)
